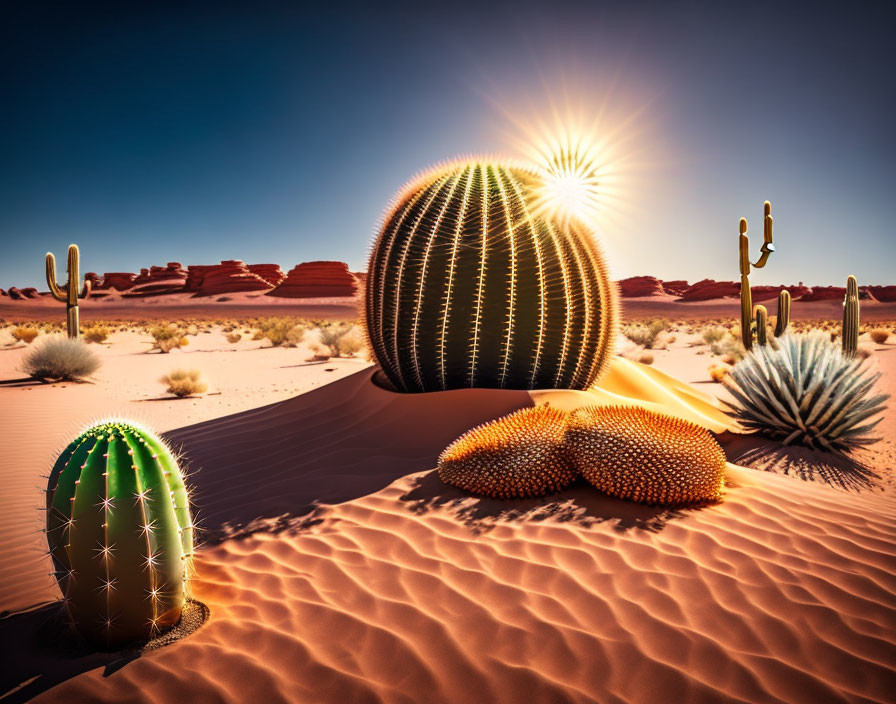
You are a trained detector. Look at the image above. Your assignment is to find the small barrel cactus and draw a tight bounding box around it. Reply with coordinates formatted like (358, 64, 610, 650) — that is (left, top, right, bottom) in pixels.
(45, 420, 193, 647)
(565, 406, 727, 505)
(438, 406, 576, 498)
(365, 159, 618, 392)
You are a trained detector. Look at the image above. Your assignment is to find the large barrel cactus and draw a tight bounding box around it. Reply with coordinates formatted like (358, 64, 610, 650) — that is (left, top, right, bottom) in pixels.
(365, 160, 618, 392)
(45, 420, 193, 647)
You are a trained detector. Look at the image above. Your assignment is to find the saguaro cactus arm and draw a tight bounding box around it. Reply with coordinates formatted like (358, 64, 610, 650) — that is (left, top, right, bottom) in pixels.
(738, 202, 776, 351)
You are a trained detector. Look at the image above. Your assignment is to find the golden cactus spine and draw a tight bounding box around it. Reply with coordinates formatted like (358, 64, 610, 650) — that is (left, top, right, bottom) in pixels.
(754, 305, 768, 346)
(46, 244, 91, 339)
(365, 160, 618, 392)
(842, 275, 860, 356)
(774, 289, 791, 337)
(738, 202, 775, 350)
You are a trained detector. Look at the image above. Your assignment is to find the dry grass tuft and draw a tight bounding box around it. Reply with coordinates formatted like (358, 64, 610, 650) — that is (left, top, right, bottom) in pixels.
(160, 369, 207, 398)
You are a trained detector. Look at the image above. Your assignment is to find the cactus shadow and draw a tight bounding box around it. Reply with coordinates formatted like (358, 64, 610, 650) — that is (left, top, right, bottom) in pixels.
(0, 599, 208, 702)
(717, 431, 880, 491)
(163, 368, 535, 543)
(399, 471, 692, 535)
(0, 603, 138, 703)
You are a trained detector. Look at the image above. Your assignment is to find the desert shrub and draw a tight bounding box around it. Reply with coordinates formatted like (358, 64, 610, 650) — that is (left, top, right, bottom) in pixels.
(22, 337, 101, 380)
(226, 332, 242, 344)
(869, 329, 890, 345)
(708, 365, 729, 383)
(701, 327, 727, 345)
(709, 335, 747, 362)
(150, 325, 188, 353)
(621, 319, 667, 349)
(12, 326, 40, 344)
(83, 326, 110, 344)
(724, 332, 889, 454)
(259, 318, 306, 347)
(160, 369, 207, 398)
(335, 325, 366, 356)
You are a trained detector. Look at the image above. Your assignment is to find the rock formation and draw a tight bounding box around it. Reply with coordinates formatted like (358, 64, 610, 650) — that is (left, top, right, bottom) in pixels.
(186, 260, 273, 296)
(99, 273, 138, 291)
(268, 261, 360, 298)
(7, 287, 40, 300)
(616, 276, 666, 297)
(867, 285, 896, 302)
(679, 279, 741, 302)
(661, 280, 689, 296)
(248, 264, 286, 288)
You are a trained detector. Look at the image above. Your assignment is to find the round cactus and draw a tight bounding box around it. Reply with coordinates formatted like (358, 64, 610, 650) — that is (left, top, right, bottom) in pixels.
(565, 406, 727, 506)
(437, 406, 576, 499)
(365, 159, 618, 392)
(45, 420, 193, 647)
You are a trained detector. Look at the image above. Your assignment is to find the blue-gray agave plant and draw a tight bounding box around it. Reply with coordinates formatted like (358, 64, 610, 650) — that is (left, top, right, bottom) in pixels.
(723, 332, 889, 454)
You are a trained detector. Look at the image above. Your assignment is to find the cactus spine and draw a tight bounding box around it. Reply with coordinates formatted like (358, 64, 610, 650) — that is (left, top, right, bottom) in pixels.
(365, 160, 618, 392)
(842, 275, 860, 356)
(46, 421, 193, 647)
(738, 202, 775, 350)
(46, 244, 91, 339)
(774, 289, 791, 337)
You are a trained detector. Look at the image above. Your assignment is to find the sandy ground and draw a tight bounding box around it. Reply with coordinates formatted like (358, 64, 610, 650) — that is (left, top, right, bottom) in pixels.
(0, 315, 894, 703)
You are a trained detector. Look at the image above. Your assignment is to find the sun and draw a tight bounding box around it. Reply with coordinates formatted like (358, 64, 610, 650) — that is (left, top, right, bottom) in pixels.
(526, 129, 611, 228)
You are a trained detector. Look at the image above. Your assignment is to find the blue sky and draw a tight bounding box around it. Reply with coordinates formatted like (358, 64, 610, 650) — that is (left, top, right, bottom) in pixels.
(1, 1, 893, 289)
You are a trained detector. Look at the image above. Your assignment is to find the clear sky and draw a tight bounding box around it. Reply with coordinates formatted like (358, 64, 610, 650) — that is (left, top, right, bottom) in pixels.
(1, 0, 893, 290)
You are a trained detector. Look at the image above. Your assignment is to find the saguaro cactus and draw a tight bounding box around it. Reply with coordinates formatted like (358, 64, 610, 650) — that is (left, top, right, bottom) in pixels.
(738, 201, 775, 350)
(45, 420, 193, 647)
(754, 305, 768, 346)
(365, 159, 618, 392)
(46, 244, 91, 339)
(842, 275, 860, 356)
(774, 289, 791, 337)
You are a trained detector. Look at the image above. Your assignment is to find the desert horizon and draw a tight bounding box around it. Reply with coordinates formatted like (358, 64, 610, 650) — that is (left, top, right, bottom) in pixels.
(2, 2, 893, 703)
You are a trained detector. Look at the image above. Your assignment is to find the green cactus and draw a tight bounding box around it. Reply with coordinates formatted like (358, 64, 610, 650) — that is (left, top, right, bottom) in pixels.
(774, 289, 791, 337)
(46, 244, 91, 339)
(842, 275, 860, 356)
(738, 202, 775, 350)
(45, 420, 193, 647)
(754, 305, 768, 346)
(365, 160, 618, 392)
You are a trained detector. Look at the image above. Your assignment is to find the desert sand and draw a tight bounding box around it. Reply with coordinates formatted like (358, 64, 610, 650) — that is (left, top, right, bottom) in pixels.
(0, 315, 894, 703)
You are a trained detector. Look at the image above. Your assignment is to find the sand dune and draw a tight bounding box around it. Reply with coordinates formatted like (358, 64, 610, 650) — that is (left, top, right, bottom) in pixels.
(2, 362, 894, 703)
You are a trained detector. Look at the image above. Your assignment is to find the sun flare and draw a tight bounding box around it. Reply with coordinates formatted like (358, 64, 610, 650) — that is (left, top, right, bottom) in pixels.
(527, 130, 609, 227)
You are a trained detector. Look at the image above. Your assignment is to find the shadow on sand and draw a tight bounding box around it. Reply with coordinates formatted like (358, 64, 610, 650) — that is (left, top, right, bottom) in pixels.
(162, 368, 537, 542)
(401, 470, 691, 535)
(0, 600, 208, 703)
(717, 431, 880, 491)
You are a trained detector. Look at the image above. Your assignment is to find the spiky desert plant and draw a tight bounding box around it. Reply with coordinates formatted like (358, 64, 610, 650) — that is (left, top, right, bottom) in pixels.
(45, 421, 194, 647)
(842, 275, 860, 357)
(774, 289, 791, 337)
(437, 406, 576, 499)
(724, 332, 889, 454)
(46, 244, 91, 339)
(365, 160, 618, 392)
(565, 406, 726, 505)
(22, 337, 100, 380)
(738, 202, 775, 350)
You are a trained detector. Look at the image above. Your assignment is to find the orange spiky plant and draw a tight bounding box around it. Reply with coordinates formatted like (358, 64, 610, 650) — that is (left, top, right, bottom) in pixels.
(437, 406, 576, 499)
(565, 406, 727, 505)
